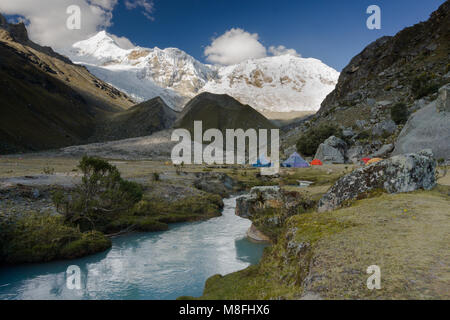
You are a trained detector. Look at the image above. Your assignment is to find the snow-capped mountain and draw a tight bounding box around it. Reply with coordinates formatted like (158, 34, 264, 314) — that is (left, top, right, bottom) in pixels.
(203, 55, 339, 112)
(64, 31, 339, 112)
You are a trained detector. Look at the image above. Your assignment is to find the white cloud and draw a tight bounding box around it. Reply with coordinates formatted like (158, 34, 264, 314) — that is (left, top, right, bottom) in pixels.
(268, 45, 301, 57)
(0, 0, 154, 50)
(204, 28, 267, 65)
(110, 34, 135, 49)
(125, 0, 154, 21)
(204, 28, 301, 66)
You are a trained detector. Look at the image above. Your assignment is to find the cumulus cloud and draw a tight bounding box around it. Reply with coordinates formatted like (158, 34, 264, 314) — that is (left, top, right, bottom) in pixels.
(204, 28, 301, 65)
(268, 45, 301, 57)
(0, 0, 154, 50)
(204, 28, 267, 65)
(125, 0, 154, 21)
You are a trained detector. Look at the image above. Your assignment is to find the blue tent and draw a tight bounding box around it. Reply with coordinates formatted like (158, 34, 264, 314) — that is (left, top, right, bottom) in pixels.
(282, 152, 310, 168)
(252, 154, 272, 168)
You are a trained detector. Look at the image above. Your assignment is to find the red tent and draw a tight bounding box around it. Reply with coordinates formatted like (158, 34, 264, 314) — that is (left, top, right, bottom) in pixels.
(362, 158, 371, 164)
(310, 159, 323, 166)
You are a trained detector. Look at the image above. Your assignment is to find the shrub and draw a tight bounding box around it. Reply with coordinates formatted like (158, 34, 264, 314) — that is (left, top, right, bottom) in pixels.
(0, 212, 111, 264)
(296, 124, 344, 157)
(391, 103, 409, 125)
(53, 156, 143, 232)
(412, 72, 440, 99)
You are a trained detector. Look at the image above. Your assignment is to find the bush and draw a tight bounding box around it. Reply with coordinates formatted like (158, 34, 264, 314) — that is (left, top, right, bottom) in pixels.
(0, 212, 111, 264)
(412, 73, 440, 99)
(391, 103, 409, 125)
(53, 156, 143, 232)
(296, 124, 344, 157)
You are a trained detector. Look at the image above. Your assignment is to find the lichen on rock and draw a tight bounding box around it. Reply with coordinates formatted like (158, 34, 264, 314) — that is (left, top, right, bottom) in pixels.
(318, 149, 437, 212)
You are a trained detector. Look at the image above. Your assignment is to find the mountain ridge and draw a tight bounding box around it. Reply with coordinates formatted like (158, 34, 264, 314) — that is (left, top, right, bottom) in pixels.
(64, 31, 339, 113)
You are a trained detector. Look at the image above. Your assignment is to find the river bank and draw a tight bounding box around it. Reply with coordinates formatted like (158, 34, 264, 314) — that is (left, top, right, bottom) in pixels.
(0, 197, 267, 300)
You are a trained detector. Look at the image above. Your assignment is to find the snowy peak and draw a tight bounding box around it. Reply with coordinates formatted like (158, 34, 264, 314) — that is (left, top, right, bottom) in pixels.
(64, 31, 339, 113)
(203, 55, 339, 112)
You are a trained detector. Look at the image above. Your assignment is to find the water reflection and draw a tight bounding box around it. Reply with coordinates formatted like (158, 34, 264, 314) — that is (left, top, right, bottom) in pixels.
(0, 197, 268, 300)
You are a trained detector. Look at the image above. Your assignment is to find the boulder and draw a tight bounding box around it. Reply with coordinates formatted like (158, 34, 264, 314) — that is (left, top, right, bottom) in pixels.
(342, 128, 355, 138)
(236, 186, 316, 241)
(436, 83, 450, 113)
(314, 136, 347, 164)
(393, 99, 450, 160)
(236, 186, 281, 219)
(318, 150, 436, 212)
(370, 144, 394, 158)
(347, 146, 365, 164)
(372, 120, 397, 137)
(356, 120, 367, 129)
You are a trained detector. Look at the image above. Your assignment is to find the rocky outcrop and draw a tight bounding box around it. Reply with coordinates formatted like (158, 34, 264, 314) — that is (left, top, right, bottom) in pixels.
(236, 186, 316, 240)
(318, 150, 437, 212)
(372, 120, 397, 137)
(194, 172, 237, 197)
(393, 87, 450, 160)
(319, 1, 450, 113)
(314, 136, 347, 164)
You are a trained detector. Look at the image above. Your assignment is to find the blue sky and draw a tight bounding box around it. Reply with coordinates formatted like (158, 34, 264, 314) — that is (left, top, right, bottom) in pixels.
(107, 0, 445, 71)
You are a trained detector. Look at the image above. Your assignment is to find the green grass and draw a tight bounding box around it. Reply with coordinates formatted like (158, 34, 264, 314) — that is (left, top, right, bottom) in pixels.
(198, 186, 450, 300)
(0, 212, 111, 264)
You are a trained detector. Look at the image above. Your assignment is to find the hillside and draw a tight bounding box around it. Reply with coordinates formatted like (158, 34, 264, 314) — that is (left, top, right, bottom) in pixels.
(175, 93, 277, 135)
(282, 1, 450, 160)
(0, 14, 135, 153)
(93, 97, 178, 142)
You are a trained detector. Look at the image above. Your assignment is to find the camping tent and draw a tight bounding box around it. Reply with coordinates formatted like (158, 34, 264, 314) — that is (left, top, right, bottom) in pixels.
(310, 159, 323, 166)
(282, 152, 310, 168)
(366, 158, 383, 165)
(252, 154, 272, 168)
(362, 158, 371, 164)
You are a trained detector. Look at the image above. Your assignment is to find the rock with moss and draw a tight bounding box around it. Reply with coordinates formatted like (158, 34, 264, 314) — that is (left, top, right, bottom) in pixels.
(318, 150, 437, 212)
(236, 186, 317, 240)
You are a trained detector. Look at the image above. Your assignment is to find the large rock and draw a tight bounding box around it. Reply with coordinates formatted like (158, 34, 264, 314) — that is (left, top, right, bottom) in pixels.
(436, 83, 450, 112)
(372, 120, 397, 137)
(318, 150, 437, 212)
(236, 186, 316, 241)
(393, 98, 450, 160)
(314, 136, 347, 164)
(370, 144, 394, 158)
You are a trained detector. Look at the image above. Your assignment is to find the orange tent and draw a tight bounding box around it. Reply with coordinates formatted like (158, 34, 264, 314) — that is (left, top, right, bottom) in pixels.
(366, 158, 383, 165)
(310, 159, 323, 166)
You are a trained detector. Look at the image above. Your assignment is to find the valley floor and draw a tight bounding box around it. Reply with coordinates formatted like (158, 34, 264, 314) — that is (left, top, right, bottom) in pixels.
(0, 156, 449, 299)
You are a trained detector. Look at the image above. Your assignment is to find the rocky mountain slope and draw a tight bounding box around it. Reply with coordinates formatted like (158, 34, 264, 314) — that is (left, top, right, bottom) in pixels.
(283, 1, 450, 161)
(0, 14, 135, 153)
(0, 15, 182, 154)
(65, 31, 339, 113)
(93, 97, 178, 142)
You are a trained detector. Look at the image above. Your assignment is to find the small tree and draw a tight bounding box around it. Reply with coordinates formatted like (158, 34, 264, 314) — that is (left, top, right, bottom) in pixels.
(55, 156, 143, 232)
(296, 124, 344, 157)
(391, 103, 409, 125)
